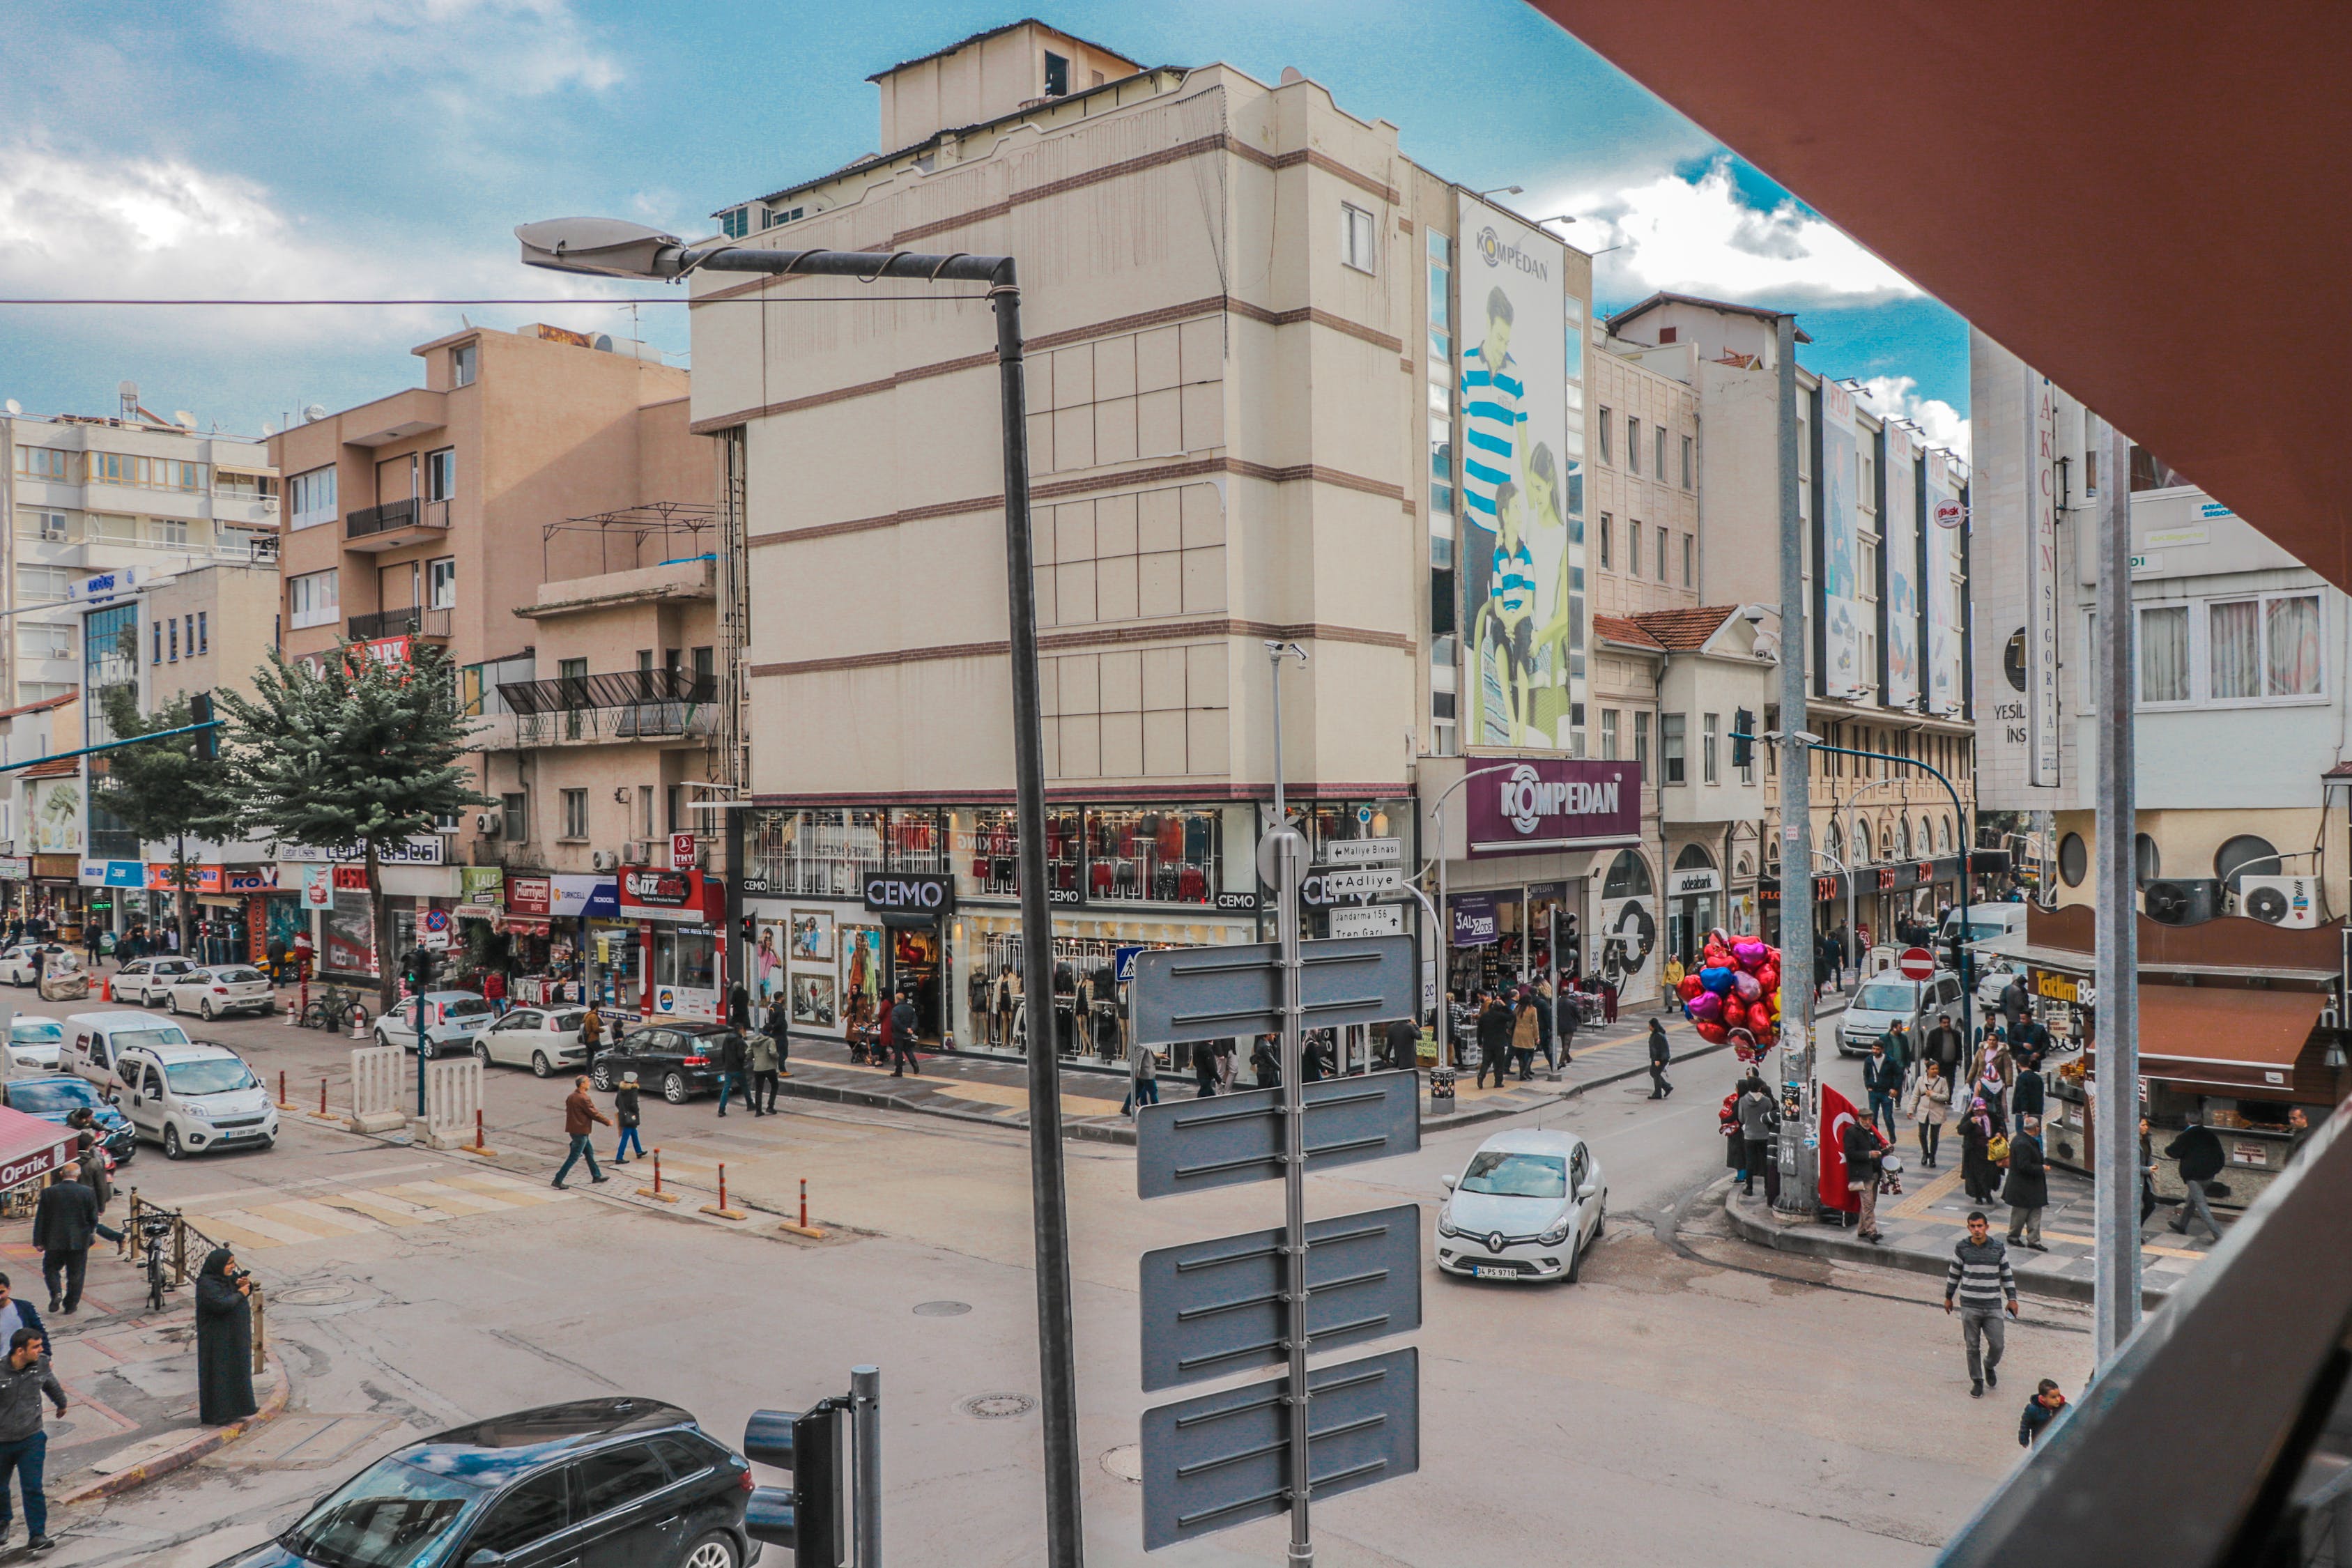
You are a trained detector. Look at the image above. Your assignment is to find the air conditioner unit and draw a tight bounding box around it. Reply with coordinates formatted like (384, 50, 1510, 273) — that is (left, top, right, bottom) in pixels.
(2236, 875, 2321, 928)
(591, 849, 618, 872)
(622, 840, 652, 866)
(2143, 877, 2220, 926)
(475, 811, 501, 836)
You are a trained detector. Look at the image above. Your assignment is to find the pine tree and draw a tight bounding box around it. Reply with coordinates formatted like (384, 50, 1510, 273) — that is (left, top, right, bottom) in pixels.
(89, 685, 228, 960)
(210, 643, 487, 1010)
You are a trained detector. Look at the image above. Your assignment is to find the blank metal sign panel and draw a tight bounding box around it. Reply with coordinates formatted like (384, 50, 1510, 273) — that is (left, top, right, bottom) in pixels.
(1135, 1070, 1422, 1199)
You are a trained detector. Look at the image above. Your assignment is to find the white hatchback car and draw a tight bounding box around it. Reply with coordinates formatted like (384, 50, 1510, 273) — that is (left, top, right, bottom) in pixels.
(164, 964, 275, 1020)
(0, 945, 68, 987)
(2, 1014, 64, 1072)
(114, 956, 197, 1007)
(1436, 1130, 1608, 1284)
(471, 1006, 590, 1078)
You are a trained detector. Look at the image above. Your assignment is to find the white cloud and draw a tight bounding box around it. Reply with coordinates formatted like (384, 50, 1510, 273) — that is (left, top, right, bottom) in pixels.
(1562, 158, 1921, 305)
(1858, 374, 1971, 461)
(218, 0, 621, 96)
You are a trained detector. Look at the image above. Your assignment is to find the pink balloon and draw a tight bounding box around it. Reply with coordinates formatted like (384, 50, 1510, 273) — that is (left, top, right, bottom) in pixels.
(1732, 970, 1762, 1003)
(1687, 990, 1723, 1022)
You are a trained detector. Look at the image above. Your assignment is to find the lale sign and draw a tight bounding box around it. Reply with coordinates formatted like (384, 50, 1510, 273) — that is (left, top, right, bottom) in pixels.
(1466, 760, 1643, 857)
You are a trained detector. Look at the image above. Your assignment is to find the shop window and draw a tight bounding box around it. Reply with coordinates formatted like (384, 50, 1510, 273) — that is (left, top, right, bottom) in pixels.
(1602, 850, 1652, 900)
(1083, 808, 1222, 905)
(951, 806, 1083, 900)
(747, 808, 885, 898)
(653, 928, 716, 993)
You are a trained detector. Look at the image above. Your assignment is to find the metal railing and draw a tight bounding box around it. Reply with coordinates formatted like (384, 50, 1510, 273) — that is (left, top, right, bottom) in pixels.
(496, 667, 718, 715)
(348, 606, 452, 641)
(124, 1190, 267, 1374)
(345, 498, 446, 541)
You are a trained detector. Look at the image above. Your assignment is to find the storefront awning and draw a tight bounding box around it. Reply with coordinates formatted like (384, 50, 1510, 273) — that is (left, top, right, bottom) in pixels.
(0, 1106, 79, 1191)
(2103, 987, 2333, 1097)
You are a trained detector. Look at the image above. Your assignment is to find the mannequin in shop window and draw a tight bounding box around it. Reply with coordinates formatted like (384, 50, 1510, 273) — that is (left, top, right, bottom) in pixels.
(992, 966, 1020, 1053)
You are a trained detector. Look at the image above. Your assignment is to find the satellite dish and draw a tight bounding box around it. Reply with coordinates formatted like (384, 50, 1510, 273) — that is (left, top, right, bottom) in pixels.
(172, 410, 196, 429)
(302, 403, 327, 422)
(260, 422, 277, 437)
(3, 400, 18, 417)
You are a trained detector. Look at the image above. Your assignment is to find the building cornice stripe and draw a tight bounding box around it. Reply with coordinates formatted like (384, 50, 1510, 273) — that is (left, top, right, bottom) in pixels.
(748, 781, 1412, 809)
(748, 617, 1412, 678)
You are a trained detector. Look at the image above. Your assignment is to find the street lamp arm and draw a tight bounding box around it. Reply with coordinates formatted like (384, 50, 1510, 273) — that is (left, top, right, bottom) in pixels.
(516, 220, 1015, 287)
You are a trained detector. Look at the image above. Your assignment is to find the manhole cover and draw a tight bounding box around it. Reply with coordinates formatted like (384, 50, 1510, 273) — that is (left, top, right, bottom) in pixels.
(277, 1284, 359, 1307)
(912, 1300, 971, 1317)
(1100, 1444, 1142, 1483)
(957, 1392, 1034, 1420)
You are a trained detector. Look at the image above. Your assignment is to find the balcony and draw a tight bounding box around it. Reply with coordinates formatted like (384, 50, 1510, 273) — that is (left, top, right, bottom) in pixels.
(344, 497, 451, 552)
(495, 668, 720, 748)
(348, 606, 452, 642)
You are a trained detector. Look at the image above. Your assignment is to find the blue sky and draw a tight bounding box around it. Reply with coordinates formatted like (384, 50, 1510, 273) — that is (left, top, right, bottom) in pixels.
(0, 0, 1967, 451)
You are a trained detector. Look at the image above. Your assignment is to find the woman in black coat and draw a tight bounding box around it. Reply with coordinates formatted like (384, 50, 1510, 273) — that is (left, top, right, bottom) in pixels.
(195, 1248, 258, 1426)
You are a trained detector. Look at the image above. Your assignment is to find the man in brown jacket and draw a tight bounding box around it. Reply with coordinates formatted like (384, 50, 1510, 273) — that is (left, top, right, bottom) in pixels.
(553, 1077, 611, 1189)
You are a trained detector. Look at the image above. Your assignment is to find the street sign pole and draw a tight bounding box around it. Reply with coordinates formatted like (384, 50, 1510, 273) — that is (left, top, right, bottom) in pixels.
(1270, 824, 1313, 1567)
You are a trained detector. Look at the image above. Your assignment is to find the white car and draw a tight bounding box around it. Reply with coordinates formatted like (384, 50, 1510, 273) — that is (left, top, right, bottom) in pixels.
(113, 1040, 277, 1159)
(1975, 958, 2027, 1013)
(471, 1006, 590, 1077)
(164, 964, 275, 1020)
(1436, 1130, 1608, 1284)
(3, 1015, 64, 1072)
(0, 945, 68, 987)
(114, 957, 197, 1007)
(1837, 970, 1965, 1056)
(375, 992, 501, 1058)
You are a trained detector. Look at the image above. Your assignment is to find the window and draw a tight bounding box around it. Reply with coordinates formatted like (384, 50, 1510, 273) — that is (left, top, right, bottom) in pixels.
(561, 789, 589, 840)
(22, 511, 68, 542)
(451, 344, 477, 387)
(424, 448, 455, 503)
(1658, 528, 1669, 583)
(666, 783, 684, 836)
(288, 466, 338, 530)
(1634, 710, 1650, 768)
(502, 790, 528, 844)
(2139, 605, 2190, 703)
(1702, 713, 1719, 784)
(1043, 49, 1070, 95)
(1597, 514, 1613, 570)
(1682, 434, 1693, 489)
(761, 205, 806, 229)
(1682, 533, 1693, 587)
(288, 569, 339, 630)
(1597, 410, 1612, 465)
(720, 208, 750, 240)
(576, 1444, 671, 1519)
(1661, 713, 1686, 784)
(692, 645, 715, 693)
(1655, 425, 1667, 479)
(13, 447, 77, 482)
(640, 785, 656, 840)
(16, 624, 70, 663)
(2212, 593, 2323, 702)
(469, 1470, 569, 1558)
(1627, 417, 1640, 475)
(427, 557, 456, 610)
(1341, 203, 1378, 274)
(1601, 708, 1620, 759)
(197, 611, 207, 654)
(152, 622, 163, 663)
(15, 683, 71, 705)
(1629, 522, 1642, 578)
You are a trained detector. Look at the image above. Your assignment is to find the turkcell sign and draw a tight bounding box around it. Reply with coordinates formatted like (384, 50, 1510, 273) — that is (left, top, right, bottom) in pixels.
(1466, 760, 1642, 856)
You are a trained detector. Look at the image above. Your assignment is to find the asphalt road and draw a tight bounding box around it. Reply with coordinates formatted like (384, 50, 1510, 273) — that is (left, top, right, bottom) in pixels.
(0, 980, 2086, 1567)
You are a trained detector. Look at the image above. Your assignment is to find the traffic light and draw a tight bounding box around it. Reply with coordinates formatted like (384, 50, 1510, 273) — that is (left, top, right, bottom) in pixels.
(189, 691, 217, 762)
(744, 1401, 847, 1566)
(403, 944, 439, 993)
(1730, 708, 1754, 771)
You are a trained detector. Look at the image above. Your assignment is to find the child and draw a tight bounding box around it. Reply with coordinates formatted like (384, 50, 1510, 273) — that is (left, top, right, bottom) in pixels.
(2019, 1379, 2067, 1446)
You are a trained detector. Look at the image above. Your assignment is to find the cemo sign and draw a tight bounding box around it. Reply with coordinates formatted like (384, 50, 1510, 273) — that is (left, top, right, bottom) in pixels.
(862, 873, 953, 916)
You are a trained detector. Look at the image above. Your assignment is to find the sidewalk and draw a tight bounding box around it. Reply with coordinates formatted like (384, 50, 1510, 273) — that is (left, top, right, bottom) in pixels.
(1723, 1155, 2224, 1306)
(0, 1240, 288, 1505)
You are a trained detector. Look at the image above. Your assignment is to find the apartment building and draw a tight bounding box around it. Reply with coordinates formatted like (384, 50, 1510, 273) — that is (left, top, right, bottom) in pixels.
(694, 20, 1633, 1057)
(270, 325, 718, 1005)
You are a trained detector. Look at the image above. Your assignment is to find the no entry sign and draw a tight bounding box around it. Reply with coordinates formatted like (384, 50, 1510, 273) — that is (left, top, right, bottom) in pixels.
(1898, 946, 1935, 981)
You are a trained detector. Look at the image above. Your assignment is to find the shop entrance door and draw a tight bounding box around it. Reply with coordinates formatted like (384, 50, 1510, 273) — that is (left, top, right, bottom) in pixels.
(888, 923, 944, 1042)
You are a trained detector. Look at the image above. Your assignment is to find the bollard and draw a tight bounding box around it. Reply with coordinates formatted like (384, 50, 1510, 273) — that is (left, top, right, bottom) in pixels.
(282, 1000, 295, 1029)
(348, 1010, 367, 1040)
(467, 1107, 493, 1157)
(638, 1146, 678, 1203)
(801, 1178, 808, 1229)
(699, 1160, 746, 1221)
(780, 1174, 826, 1240)
(276, 1070, 291, 1111)
(319, 1077, 328, 1116)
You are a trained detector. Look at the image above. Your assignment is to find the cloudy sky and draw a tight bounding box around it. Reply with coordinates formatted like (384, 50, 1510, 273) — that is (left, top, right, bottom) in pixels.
(0, 0, 1967, 454)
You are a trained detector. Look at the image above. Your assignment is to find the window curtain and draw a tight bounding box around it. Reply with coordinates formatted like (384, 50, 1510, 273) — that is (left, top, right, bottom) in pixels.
(2267, 595, 2323, 695)
(2209, 601, 2261, 700)
(2138, 605, 2190, 702)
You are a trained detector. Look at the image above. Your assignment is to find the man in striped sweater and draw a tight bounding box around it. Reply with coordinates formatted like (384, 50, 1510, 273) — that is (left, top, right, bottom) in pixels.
(1944, 1210, 2020, 1397)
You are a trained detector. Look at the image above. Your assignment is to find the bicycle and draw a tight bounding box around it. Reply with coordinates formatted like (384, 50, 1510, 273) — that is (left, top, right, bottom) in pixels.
(136, 1208, 178, 1314)
(300, 986, 372, 1033)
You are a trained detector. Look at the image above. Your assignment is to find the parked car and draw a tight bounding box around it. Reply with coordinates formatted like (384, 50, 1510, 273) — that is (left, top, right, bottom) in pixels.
(588, 1023, 737, 1102)
(61, 1010, 197, 1090)
(164, 964, 275, 1020)
(1837, 970, 1966, 1056)
(1436, 1128, 1606, 1284)
(37, 954, 89, 1002)
(215, 1397, 758, 1568)
(0, 944, 66, 987)
(2, 1015, 64, 1073)
(474, 1006, 591, 1077)
(114, 955, 198, 1006)
(375, 992, 500, 1058)
(1974, 957, 2027, 1013)
(114, 1040, 277, 1159)
(0, 1074, 137, 1162)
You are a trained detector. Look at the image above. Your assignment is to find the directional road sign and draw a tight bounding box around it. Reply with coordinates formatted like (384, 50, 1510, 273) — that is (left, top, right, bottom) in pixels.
(1322, 838, 1400, 866)
(1300, 866, 1403, 906)
(1140, 1348, 1420, 1551)
(1128, 935, 1414, 1047)
(1135, 1070, 1420, 1200)
(1138, 1204, 1420, 1392)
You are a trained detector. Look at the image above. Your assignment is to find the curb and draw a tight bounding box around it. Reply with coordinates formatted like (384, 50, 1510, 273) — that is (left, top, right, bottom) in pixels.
(59, 1351, 290, 1506)
(1719, 1189, 2176, 1309)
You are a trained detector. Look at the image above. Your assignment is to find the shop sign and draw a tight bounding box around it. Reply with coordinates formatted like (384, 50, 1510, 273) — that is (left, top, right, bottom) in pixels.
(1213, 889, 1260, 914)
(279, 838, 447, 866)
(0, 1133, 74, 1192)
(621, 866, 707, 921)
(670, 831, 697, 870)
(225, 866, 279, 892)
(0, 857, 25, 882)
(2029, 966, 2080, 1005)
(31, 855, 77, 882)
(507, 873, 617, 918)
(302, 863, 335, 909)
(2231, 1142, 2270, 1167)
(1450, 893, 1500, 947)
(332, 866, 371, 893)
(79, 860, 144, 888)
(1668, 868, 1721, 896)
(459, 866, 504, 907)
(1466, 760, 1643, 857)
(861, 872, 953, 917)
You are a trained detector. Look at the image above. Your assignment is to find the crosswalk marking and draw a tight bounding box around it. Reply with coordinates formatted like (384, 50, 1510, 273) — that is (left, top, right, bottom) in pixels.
(174, 1169, 578, 1252)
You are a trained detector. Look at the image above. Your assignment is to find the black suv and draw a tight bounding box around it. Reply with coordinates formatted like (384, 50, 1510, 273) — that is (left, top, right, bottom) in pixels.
(223, 1397, 758, 1568)
(590, 1023, 746, 1103)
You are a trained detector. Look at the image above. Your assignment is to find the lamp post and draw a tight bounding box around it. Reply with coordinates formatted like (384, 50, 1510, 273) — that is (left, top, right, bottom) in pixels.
(1416, 762, 1535, 1067)
(516, 219, 1086, 1567)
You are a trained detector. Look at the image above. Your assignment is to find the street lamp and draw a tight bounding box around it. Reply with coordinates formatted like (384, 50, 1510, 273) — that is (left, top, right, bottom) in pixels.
(518, 217, 1087, 1568)
(1414, 762, 1532, 1067)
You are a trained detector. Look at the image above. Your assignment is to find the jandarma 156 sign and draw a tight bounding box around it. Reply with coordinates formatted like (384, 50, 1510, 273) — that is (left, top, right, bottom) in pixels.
(1466, 760, 1643, 856)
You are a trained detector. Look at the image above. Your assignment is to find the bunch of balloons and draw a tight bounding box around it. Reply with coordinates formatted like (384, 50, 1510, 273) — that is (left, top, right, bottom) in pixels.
(1675, 927, 1782, 1061)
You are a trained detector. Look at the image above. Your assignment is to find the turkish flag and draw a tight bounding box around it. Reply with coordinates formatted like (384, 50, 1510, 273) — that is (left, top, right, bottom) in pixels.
(1819, 1084, 1861, 1212)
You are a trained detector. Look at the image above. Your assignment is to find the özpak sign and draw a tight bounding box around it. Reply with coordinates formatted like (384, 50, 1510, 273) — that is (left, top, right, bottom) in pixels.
(1466, 760, 1641, 857)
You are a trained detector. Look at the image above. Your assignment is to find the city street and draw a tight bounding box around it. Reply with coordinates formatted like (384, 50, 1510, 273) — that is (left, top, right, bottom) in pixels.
(6, 982, 2089, 1566)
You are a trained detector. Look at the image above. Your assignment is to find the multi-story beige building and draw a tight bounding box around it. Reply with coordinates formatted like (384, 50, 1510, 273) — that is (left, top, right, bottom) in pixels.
(270, 325, 722, 1008)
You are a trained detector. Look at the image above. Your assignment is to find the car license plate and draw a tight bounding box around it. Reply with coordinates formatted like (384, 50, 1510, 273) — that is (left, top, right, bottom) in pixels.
(1472, 1266, 1512, 1279)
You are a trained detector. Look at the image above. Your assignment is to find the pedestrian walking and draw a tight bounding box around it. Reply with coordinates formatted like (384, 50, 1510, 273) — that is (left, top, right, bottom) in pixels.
(1300, 1035, 1332, 1084)
(1383, 1015, 1420, 1073)
(482, 968, 507, 1015)
(1907, 1061, 1949, 1168)
(1250, 1035, 1279, 1089)
(2019, 1379, 2068, 1446)
(1446, 991, 1475, 1068)
(746, 1029, 779, 1116)
(889, 993, 921, 1077)
(1944, 1210, 2020, 1397)
(1509, 993, 1539, 1082)
(1960, 1095, 2001, 1203)
(2139, 1116, 2160, 1226)
(69, 1135, 122, 1256)
(579, 1003, 604, 1075)
(1556, 986, 1579, 1066)
(762, 994, 792, 1077)
(266, 933, 289, 988)
(1645, 1017, 1673, 1099)
(1214, 1038, 1239, 1092)
(2004, 1114, 2049, 1248)
(611, 1075, 645, 1164)
(0, 1282, 41, 1355)
(1841, 1113, 1886, 1243)
(714, 1028, 748, 1115)
(1121, 1049, 1160, 1116)
(29, 1173, 94, 1316)
(1530, 978, 1556, 1073)
(0, 1328, 66, 1553)
(2166, 1112, 2227, 1240)
(1191, 1040, 1219, 1098)
(1735, 1075, 1779, 1200)
(1999, 972, 2029, 1034)
(1863, 1040, 1903, 1141)
(1660, 954, 1685, 1014)
(1475, 993, 1514, 1089)
(552, 1077, 611, 1188)
(194, 1250, 257, 1426)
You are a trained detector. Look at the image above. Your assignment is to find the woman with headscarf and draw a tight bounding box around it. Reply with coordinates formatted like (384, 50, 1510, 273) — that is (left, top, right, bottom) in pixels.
(1960, 1096, 2001, 1204)
(194, 1249, 258, 1425)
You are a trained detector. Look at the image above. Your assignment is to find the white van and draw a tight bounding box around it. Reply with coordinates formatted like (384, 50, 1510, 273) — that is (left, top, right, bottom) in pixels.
(1939, 902, 2029, 950)
(114, 1039, 277, 1159)
(63, 1010, 197, 1091)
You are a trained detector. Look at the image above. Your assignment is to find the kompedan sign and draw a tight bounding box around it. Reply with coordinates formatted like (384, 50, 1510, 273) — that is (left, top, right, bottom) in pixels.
(1466, 759, 1642, 856)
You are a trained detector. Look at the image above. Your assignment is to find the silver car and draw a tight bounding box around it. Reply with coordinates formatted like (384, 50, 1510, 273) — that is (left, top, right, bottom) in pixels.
(1837, 971, 1965, 1055)
(1436, 1129, 1608, 1284)
(166, 965, 275, 1020)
